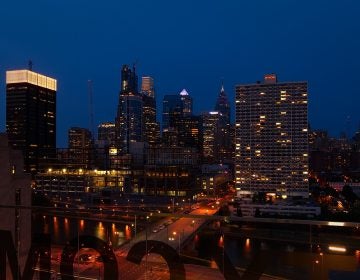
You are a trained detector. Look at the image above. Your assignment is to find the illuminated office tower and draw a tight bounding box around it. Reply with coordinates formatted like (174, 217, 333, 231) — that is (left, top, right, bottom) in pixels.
(179, 89, 192, 116)
(202, 111, 221, 162)
(6, 69, 57, 173)
(162, 94, 183, 131)
(141, 76, 160, 146)
(68, 127, 93, 168)
(162, 89, 196, 147)
(98, 122, 116, 146)
(116, 65, 143, 153)
(214, 84, 232, 163)
(120, 64, 138, 93)
(215, 84, 230, 126)
(235, 74, 309, 198)
(175, 115, 200, 148)
(141, 76, 154, 98)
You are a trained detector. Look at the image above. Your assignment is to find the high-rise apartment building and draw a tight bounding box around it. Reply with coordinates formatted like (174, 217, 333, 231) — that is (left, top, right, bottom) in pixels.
(116, 65, 143, 153)
(141, 76, 160, 146)
(6, 69, 57, 173)
(235, 74, 309, 198)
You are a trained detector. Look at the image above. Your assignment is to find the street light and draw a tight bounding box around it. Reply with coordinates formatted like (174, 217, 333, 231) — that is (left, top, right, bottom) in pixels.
(145, 215, 150, 280)
(172, 231, 180, 254)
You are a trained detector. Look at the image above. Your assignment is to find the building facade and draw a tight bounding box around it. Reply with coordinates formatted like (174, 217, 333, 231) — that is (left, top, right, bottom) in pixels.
(141, 76, 160, 146)
(162, 90, 196, 147)
(0, 134, 31, 276)
(68, 127, 93, 168)
(115, 65, 143, 153)
(98, 122, 116, 147)
(235, 74, 309, 198)
(6, 69, 57, 173)
(214, 85, 233, 163)
(201, 111, 221, 162)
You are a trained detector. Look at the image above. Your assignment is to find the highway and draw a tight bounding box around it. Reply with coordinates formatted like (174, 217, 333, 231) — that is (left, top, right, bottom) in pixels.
(42, 202, 226, 280)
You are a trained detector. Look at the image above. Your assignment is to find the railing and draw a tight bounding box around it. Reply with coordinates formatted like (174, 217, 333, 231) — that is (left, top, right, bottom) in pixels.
(0, 204, 359, 280)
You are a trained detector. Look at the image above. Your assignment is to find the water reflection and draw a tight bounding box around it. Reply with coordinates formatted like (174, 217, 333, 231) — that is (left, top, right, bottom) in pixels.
(33, 214, 130, 248)
(218, 235, 224, 248)
(244, 238, 250, 252)
(193, 225, 360, 280)
(53, 216, 59, 241)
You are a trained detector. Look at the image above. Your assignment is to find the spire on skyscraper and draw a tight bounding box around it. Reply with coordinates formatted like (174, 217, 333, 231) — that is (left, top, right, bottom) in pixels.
(215, 82, 230, 123)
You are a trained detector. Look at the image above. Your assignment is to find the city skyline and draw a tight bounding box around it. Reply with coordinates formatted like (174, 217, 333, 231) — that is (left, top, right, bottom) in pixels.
(1, 1, 360, 147)
(1, 2, 360, 279)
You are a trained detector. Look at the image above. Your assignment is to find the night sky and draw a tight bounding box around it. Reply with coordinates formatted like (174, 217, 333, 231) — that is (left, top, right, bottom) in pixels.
(1, 0, 359, 147)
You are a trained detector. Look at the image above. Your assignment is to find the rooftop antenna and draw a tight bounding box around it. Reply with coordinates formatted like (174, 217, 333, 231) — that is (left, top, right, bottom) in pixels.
(28, 60, 33, 71)
(88, 80, 95, 139)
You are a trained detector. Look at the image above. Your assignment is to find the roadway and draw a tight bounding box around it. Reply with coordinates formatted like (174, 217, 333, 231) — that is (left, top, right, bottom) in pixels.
(42, 201, 225, 279)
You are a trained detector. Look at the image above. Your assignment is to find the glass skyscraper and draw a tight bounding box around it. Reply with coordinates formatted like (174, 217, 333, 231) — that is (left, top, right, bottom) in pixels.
(116, 65, 143, 154)
(141, 76, 160, 146)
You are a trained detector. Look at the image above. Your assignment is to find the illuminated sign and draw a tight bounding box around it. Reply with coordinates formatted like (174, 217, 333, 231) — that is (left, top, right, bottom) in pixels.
(6, 70, 57, 91)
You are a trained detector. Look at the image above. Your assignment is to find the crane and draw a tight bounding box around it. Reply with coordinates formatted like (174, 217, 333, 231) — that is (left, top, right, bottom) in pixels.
(88, 80, 95, 139)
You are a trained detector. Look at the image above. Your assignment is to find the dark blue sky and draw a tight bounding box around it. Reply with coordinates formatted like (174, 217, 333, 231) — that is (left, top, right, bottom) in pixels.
(1, 0, 359, 147)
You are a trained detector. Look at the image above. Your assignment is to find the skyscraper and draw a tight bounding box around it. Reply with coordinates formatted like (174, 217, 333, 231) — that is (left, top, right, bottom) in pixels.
(202, 111, 221, 162)
(215, 84, 230, 125)
(235, 74, 309, 198)
(175, 115, 200, 148)
(179, 89, 192, 116)
(214, 84, 232, 163)
(98, 122, 116, 146)
(141, 76, 155, 98)
(68, 127, 93, 168)
(116, 65, 143, 153)
(162, 94, 183, 131)
(141, 76, 160, 146)
(162, 90, 196, 147)
(6, 69, 57, 173)
(120, 64, 138, 93)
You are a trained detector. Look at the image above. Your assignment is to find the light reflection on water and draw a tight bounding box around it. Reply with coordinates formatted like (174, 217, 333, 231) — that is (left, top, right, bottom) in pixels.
(34, 215, 130, 248)
(195, 225, 360, 280)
